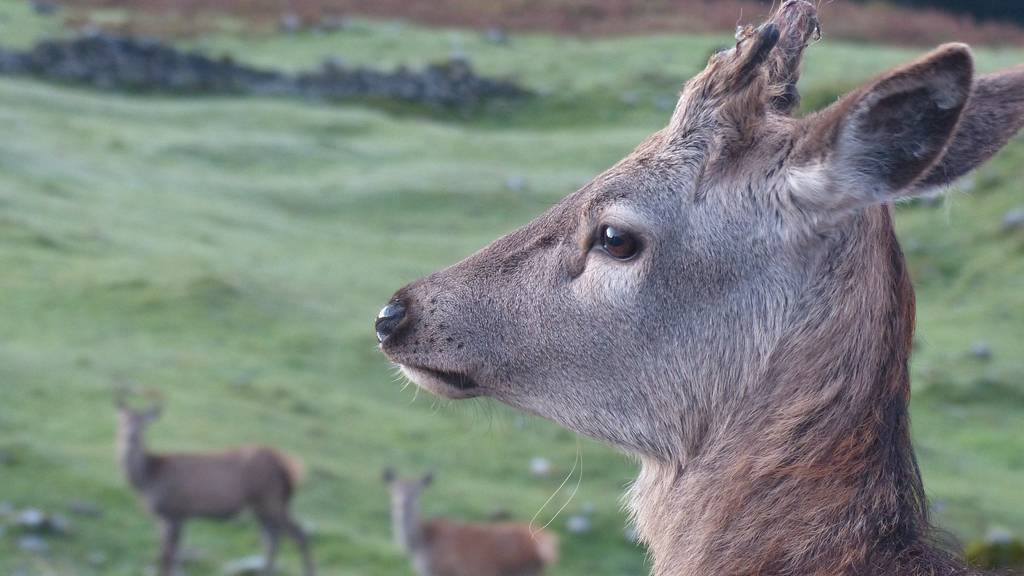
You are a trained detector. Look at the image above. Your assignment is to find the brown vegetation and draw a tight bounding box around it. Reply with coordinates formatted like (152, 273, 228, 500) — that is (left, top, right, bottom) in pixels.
(56, 0, 1024, 46)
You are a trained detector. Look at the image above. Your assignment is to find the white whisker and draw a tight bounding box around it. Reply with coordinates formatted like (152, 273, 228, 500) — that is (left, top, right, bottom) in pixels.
(530, 438, 583, 537)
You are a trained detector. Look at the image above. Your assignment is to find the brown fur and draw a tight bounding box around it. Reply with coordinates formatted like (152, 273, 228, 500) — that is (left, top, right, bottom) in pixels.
(627, 208, 967, 575)
(421, 520, 557, 576)
(385, 472, 558, 576)
(377, 3, 1024, 575)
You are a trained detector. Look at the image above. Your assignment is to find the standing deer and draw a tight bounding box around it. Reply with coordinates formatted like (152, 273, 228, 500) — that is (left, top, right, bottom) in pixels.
(116, 392, 316, 576)
(376, 2, 1024, 574)
(383, 469, 559, 576)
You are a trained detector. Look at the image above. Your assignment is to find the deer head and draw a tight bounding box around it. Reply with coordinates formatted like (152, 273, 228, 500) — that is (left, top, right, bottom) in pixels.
(115, 387, 163, 446)
(376, 1, 1024, 467)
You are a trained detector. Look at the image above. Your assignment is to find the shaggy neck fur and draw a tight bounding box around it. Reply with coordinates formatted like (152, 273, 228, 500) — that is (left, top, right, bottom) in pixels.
(630, 208, 978, 576)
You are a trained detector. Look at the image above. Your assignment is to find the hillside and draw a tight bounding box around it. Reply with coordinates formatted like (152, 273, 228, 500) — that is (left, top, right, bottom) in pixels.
(0, 1, 1022, 574)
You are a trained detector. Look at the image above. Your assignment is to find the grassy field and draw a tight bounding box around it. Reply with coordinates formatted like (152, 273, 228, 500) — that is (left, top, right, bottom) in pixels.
(0, 1, 1022, 574)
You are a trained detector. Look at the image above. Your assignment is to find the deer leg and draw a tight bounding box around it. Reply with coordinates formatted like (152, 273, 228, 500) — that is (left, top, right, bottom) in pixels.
(260, 523, 281, 576)
(158, 519, 183, 576)
(285, 518, 316, 576)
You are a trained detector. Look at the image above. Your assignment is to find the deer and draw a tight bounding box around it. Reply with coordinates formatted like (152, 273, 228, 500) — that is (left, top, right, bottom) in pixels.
(115, 390, 316, 576)
(383, 469, 559, 576)
(375, 2, 1024, 574)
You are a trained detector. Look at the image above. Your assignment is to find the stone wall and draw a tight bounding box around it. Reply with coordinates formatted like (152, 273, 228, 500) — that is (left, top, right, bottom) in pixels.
(0, 34, 530, 109)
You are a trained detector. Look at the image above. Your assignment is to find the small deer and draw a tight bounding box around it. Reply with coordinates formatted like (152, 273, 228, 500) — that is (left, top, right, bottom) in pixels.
(116, 391, 316, 576)
(377, 2, 1024, 575)
(383, 469, 559, 576)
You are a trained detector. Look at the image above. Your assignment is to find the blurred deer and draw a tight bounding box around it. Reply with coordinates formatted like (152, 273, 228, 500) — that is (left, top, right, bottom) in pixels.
(383, 470, 558, 576)
(116, 390, 315, 576)
(377, 1, 1024, 575)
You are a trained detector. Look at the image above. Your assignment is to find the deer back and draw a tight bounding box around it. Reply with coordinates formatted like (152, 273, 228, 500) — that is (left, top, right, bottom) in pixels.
(421, 520, 556, 576)
(142, 446, 294, 520)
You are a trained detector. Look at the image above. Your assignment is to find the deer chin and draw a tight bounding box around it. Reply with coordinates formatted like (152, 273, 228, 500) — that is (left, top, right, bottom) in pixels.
(398, 364, 482, 399)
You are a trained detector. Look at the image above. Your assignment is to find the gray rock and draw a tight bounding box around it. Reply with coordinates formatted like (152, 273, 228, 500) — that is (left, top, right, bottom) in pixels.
(902, 238, 924, 255)
(68, 500, 103, 518)
(529, 457, 552, 477)
(970, 342, 992, 361)
(48, 514, 72, 535)
(87, 550, 108, 566)
(279, 13, 303, 34)
(17, 535, 50, 555)
(566, 514, 592, 535)
(321, 56, 345, 72)
(30, 0, 59, 15)
(77, 23, 103, 36)
(488, 508, 512, 521)
(985, 526, 1015, 545)
(316, 16, 350, 33)
(15, 508, 72, 535)
(954, 175, 976, 193)
(1002, 206, 1024, 232)
(223, 555, 268, 576)
(505, 175, 529, 193)
(230, 369, 261, 389)
(654, 96, 677, 111)
(383, 21, 406, 36)
(917, 191, 943, 207)
(179, 547, 208, 565)
(484, 27, 509, 45)
(300, 518, 318, 536)
(16, 508, 46, 531)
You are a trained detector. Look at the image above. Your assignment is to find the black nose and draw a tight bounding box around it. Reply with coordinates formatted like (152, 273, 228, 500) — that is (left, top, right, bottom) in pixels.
(375, 301, 406, 343)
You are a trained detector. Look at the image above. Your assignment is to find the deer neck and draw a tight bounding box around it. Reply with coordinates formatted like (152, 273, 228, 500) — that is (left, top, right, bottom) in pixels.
(392, 493, 426, 554)
(117, 428, 151, 489)
(631, 209, 948, 576)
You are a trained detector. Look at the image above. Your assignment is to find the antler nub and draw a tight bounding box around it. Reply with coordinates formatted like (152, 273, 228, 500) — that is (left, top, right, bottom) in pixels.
(735, 23, 782, 88)
(766, 0, 821, 113)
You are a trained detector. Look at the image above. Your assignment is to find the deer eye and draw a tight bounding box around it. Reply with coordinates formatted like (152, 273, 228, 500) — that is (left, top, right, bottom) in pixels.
(599, 225, 641, 261)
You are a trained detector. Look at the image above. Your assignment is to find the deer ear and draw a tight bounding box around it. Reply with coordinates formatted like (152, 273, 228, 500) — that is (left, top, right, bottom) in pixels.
(792, 44, 973, 213)
(916, 66, 1024, 189)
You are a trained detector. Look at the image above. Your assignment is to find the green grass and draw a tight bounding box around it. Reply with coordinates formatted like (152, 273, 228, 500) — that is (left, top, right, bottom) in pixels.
(0, 3, 1022, 575)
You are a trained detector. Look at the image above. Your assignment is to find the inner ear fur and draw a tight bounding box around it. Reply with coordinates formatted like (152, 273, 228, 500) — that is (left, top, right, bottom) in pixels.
(794, 44, 974, 210)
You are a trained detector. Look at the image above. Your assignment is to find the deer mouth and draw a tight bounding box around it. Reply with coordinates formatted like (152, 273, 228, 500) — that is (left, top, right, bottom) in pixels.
(398, 364, 482, 399)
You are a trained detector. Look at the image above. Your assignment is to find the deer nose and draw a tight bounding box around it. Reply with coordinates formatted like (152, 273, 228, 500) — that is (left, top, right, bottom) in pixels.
(375, 301, 407, 343)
